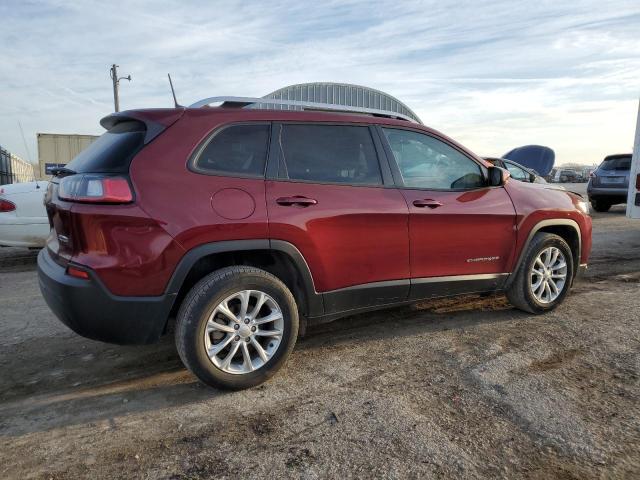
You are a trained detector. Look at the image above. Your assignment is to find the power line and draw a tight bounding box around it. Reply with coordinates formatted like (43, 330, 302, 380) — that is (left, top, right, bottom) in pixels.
(18, 121, 32, 164)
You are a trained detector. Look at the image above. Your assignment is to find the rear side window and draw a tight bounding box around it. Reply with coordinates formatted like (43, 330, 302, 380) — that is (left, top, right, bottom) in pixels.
(382, 128, 484, 190)
(278, 125, 382, 186)
(194, 124, 270, 177)
(600, 156, 631, 171)
(66, 121, 146, 173)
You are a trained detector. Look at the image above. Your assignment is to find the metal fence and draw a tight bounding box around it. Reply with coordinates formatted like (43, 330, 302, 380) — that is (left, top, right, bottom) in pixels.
(0, 147, 35, 185)
(0, 147, 12, 185)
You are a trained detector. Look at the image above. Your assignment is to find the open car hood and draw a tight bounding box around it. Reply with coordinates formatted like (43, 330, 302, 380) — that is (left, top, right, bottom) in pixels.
(503, 145, 555, 176)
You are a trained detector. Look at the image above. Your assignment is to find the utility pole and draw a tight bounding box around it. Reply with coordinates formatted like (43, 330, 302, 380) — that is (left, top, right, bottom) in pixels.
(627, 98, 640, 219)
(109, 64, 131, 112)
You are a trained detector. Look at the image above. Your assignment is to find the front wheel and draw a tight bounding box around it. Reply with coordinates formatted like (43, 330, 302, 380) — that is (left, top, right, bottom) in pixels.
(175, 266, 299, 390)
(506, 233, 574, 314)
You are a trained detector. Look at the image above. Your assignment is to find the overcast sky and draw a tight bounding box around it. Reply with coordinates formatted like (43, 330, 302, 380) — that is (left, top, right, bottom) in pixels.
(1, 0, 639, 166)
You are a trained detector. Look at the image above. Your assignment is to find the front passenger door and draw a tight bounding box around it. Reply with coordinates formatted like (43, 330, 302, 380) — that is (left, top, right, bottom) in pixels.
(380, 127, 516, 299)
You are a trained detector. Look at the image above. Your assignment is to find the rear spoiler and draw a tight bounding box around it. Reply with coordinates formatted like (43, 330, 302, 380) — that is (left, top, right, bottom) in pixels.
(100, 108, 185, 144)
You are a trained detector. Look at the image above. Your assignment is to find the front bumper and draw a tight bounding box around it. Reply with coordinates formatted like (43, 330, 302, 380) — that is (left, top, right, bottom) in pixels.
(37, 248, 176, 344)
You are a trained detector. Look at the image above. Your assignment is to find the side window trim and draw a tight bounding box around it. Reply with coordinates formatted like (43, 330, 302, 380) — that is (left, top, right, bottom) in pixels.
(375, 125, 489, 191)
(188, 122, 272, 179)
(368, 125, 396, 187)
(374, 125, 405, 187)
(273, 121, 390, 188)
(265, 123, 279, 180)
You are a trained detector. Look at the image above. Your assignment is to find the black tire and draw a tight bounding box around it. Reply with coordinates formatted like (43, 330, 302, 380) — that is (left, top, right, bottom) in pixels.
(506, 233, 574, 314)
(175, 266, 299, 390)
(590, 199, 611, 212)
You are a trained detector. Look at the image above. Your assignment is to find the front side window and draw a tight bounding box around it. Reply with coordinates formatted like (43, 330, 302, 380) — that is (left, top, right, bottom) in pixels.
(279, 124, 382, 186)
(194, 124, 270, 177)
(382, 128, 484, 190)
(505, 161, 530, 181)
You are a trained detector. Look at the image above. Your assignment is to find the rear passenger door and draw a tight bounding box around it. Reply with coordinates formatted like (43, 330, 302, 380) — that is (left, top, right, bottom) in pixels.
(266, 123, 410, 313)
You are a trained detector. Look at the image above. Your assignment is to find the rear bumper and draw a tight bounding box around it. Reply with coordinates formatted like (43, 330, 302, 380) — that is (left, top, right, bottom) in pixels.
(587, 185, 628, 200)
(37, 248, 176, 345)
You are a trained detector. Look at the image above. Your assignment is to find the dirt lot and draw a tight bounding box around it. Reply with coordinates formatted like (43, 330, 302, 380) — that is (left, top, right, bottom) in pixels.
(1, 185, 639, 479)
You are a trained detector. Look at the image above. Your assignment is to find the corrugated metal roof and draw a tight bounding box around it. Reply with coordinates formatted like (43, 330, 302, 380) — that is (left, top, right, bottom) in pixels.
(261, 82, 422, 124)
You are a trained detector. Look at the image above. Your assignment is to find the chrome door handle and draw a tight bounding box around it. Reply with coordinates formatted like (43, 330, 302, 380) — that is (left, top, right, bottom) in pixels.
(276, 196, 318, 207)
(413, 199, 443, 209)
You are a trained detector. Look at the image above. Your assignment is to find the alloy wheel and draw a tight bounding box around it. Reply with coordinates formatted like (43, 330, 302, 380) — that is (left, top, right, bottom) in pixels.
(530, 247, 567, 304)
(204, 290, 284, 374)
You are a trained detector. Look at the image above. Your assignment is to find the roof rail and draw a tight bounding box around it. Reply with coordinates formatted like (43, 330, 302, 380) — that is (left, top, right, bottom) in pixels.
(188, 96, 421, 124)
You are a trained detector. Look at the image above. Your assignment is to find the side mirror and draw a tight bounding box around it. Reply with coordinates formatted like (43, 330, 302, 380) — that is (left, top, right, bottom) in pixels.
(529, 172, 537, 183)
(488, 166, 510, 186)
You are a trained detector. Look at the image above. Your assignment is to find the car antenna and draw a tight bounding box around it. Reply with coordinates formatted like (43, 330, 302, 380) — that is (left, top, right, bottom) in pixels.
(168, 73, 182, 108)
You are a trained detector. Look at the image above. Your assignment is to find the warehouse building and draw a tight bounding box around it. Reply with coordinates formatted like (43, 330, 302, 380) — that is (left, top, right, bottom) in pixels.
(36, 133, 98, 180)
(260, 82, 422, 123)
(0, 146, 35, 184)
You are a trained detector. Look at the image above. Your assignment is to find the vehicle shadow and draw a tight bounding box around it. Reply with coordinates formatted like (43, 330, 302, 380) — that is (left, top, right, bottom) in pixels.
(0, 294, 518, 437)
(591, 205, 627, 217)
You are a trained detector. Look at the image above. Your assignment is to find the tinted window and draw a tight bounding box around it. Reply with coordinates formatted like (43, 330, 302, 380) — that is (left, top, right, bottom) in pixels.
(279, 125, 382, 185)
(505, 161, 530, 181)
(600, 156, 631, 171)
(66, 121, 145, 174)
(383, 128, 484, 190)
(194, 124, 270, 177)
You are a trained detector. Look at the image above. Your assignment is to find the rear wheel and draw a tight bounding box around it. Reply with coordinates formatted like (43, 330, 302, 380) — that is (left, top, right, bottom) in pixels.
(506, 233, 573, 314)
(175, 266, 298, 390)
(590, 199, 611, 212)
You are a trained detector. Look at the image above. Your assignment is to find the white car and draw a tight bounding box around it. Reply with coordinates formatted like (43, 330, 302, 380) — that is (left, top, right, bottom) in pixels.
(0, 181, 50, 248)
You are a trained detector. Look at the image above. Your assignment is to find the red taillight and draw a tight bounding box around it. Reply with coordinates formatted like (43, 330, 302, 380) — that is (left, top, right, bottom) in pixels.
(0, 199, 16, 212)
(58, 174, 133, 204)
(589, 172, 596, 178)
(67, 266, 90, 280)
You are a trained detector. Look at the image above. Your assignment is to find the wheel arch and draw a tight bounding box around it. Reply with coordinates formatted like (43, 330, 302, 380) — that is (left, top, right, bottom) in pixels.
(507, 219, 581, 288)
(165, 240, 323, 327)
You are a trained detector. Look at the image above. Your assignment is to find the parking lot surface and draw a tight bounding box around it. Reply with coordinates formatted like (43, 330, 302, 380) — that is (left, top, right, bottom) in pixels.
(1, 184, 639, 479)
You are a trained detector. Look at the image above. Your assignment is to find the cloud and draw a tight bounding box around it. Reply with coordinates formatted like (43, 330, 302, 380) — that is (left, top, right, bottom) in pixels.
(0, 0, 638, 166)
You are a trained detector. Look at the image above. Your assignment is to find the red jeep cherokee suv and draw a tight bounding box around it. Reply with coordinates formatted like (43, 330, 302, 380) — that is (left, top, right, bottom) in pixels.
(38, 97, 592, 389)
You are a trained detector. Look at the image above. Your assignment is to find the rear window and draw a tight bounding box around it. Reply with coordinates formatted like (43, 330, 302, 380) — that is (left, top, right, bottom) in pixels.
(193, 124, 270, 177)
(600, 156, 631, 171)
(65, 121, 146, 174)
(278, 124, 382, 186)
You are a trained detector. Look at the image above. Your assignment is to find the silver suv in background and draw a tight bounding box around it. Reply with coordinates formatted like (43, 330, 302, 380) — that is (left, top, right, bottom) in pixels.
(587, 154, 631, 212)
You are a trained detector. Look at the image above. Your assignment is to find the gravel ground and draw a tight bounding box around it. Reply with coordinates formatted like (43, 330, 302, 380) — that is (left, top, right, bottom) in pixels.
(1, 184, 639, 479)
